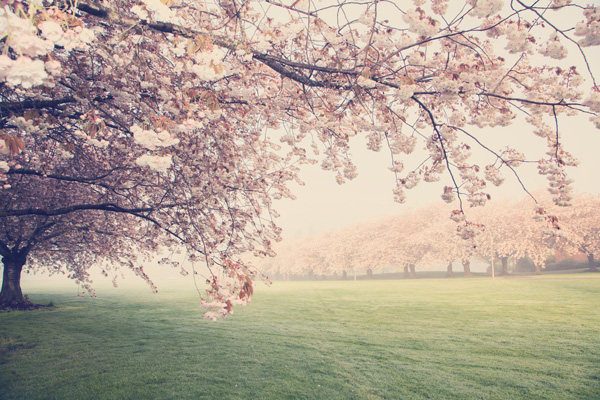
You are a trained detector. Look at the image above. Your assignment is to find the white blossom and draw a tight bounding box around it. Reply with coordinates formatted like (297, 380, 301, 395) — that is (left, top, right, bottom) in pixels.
(441, 186, 455, 203)
(0, 9, 54, 56)
(357, 75, 377, 88)
(77, 27, 96, 44)
(12, 33, 53, 57)
(395, 84, 416, 101)
(38, 21, 64, 43)
(402, 9, 439, 37)
(551, 0, 572, 6)
(467, 0, 503, 18)
(45, 60, 62, 75)
(131, 5, 149, 20)
(359, 9, 375, 26)
(88, 138, 109, 148)
(0, 55, 14, 80)
(135, 154, 173, 173)
(142, 0, 180, 24)
(484, 165, 504, 186)
(504, 23, 533, 54)
(583, 91, 600, 113)
(574, 7, 600, 47)
(540, 36, 568, 59)
(61, 150, 74, 159)
(190, 49, 226, 81)
(132, 125, 179, 149)
(6, 57, 48, 88)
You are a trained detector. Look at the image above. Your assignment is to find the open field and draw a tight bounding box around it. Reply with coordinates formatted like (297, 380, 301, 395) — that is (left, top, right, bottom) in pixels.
(1, 273, 600, 399)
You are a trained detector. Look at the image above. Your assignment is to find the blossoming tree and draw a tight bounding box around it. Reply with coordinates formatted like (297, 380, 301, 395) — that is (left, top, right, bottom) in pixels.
(550, 194, 600, 272)
(475, 198, 552, 274)
(420, 204, 479, 276)
(1, 0, 599, 316)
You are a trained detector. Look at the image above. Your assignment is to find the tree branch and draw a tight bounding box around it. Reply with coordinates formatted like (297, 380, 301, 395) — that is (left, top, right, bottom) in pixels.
(7, 168, 127, 186)
(0, 97, 76, 113)
(411, 95, 464, 210)
(0, 203, 155, 218)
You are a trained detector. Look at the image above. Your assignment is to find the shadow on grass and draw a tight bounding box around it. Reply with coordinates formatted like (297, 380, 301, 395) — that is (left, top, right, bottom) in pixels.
(0, 299, 54, 312)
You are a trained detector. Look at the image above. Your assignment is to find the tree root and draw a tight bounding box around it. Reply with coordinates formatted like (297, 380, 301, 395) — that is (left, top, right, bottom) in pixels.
(0, 300, 54, 312)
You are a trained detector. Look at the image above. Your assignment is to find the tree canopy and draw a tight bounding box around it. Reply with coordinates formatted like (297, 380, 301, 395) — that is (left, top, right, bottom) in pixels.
(0, 0, 598, 316)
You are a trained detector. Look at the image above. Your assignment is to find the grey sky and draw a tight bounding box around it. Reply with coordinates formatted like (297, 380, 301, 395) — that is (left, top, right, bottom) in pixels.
(274, 112, 600, 238)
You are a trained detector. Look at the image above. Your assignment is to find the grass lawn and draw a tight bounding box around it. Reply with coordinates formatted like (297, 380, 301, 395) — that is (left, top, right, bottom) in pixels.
(1, 274, 599, 399)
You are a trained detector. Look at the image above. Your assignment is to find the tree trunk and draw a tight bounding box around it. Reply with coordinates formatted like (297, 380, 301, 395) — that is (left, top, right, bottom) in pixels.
(366, 269, 373, 279)
(342, 270, 347, 280)
(587, 254, 598, 272)
(462, 260, 472, 277)
(409, 264, 416, 279)
(0, 254, 27, 306)
(501, 257, 509, 275)
(446, 262, 453, 277)
(534, 264, 542, 275)
(403, 266, 409, 279)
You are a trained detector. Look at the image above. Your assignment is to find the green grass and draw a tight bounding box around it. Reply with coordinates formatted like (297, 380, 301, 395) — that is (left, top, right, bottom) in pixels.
(1, 275, 600, 399)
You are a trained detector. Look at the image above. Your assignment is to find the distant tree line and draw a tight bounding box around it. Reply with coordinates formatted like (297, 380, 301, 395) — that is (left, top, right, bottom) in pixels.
(257, 194, 600, 280)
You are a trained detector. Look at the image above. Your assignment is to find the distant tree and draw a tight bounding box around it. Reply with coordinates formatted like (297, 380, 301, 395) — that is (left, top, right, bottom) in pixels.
(424, 205, 481, 277)
(551, 195, 600, 272)
(389, 208, 441, 278)
(476, 199, 551, 275)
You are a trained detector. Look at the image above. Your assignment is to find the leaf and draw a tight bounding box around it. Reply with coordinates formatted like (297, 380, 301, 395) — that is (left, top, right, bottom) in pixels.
(398, 76, 415, 85)
(186, 39, 198, 56)
(186, 35, 210, 56)
(23, 110, 38, 121)
(212, 61, 225, 75)
(1, 134, 25, 157)
(201, 92, 220, 111)
(15, 137, 24, 152)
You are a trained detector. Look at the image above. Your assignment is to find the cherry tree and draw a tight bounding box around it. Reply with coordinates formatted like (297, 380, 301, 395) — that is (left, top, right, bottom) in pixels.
(320, 229, 353, 279)
(382, 208, 440, 278)
(0, 101, 293, 314)
(350, 218, 395, 278)
(418, 204, 481, 276)
(262, 235, 330, 279)
(0, 175, 167, 307)
(1, 0, 599, 316)
(549, 194, 600, 272)
(473, 198, 552, 274)
(318, 220, 386, 279)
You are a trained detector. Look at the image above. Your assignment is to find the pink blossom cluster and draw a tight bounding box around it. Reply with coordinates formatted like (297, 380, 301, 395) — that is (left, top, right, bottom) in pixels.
(575, 7, 600, 46)
(201, 260, 269, 321)
(467, 0, 504, 18)
(0, 7, 95, 89)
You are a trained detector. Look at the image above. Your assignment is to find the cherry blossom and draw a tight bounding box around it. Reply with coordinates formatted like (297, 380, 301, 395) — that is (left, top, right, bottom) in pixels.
(468, 0, 504, 18)
(5, 57, 48, 88)
(546, 194, 600, 272)
(574, 7, 600, 46)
